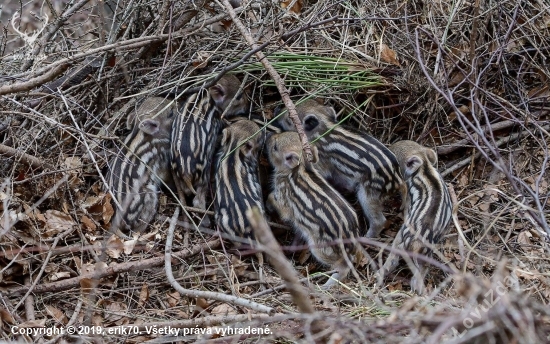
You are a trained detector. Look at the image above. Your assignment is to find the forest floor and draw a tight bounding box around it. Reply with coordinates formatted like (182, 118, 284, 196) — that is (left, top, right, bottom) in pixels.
(1, 0, 549, 343)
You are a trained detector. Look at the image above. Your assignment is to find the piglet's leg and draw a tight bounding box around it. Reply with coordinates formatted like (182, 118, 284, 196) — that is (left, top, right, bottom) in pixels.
(357, 187, 386, 238)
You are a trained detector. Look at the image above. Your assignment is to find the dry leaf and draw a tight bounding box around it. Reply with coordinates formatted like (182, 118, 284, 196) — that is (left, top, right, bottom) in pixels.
(0, 210, 29, 230)
(138, 284, 149, 307)
(281, 0, 303, 15)
(79, 261, 107, 277)
(18, 319, 46, 328)
(48, 271, 71, 282)
(80, 278, 99, 293)
(210, 303, 238, 316)
(517, 231, 540, 254)
(46, 306, 68, 325)
(514, 268, 540, 281)
(73, 257, 82, 271)
(81, 195, 104, 220)
(102, 301, 128, 324)
(123, 238, 138, 255)
(92, 314, 103, 327)
(517, 231, 532, 246)
(64, 157, 82, 170)
(468, 195, 481, 205)
(138, 229, 158, 242)
(193, 51, 211, 69)
(0, 308, 15, 324)
(43, 210, 75, 237)
(106, 235, 124, 259)
(80, 262, 96, 275)
(478, 202, 490, 212)
(230, 255, 248, 276)
(166, 291, 181, 308)
(81, 215, 97, 231)
(388, 281, 403, 292)
(458, 173, 469, 188)
(380, 43, 400, 66)
(328, 332, 344, 344)
(298, 249, 311, 265)
(196, 298, 209, 312)
(103, 193, 114, 224)
(220, 19, 232, 30)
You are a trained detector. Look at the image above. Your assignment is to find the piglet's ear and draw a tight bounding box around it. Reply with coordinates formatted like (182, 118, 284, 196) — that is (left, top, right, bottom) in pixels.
(404, 155, 422, 177)
(126, 112, 137, 130)
(220, 129, 229, 146)
(264, 131, 274, 144)
(325, 106, 337, 121)
(209, 83, 226, 107)
(255, 131, 266, 148)
(273, 105, 283, 117)
(242, 141, 256, 157)
(284, 152, 301, 169)
(310, 145, 319, 164)
(425, 148, 438, 166)
(139, 119, 160, 136)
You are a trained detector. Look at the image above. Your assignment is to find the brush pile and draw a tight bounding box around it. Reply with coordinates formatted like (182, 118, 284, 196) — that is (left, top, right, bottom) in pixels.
(0, 0, 549, 343)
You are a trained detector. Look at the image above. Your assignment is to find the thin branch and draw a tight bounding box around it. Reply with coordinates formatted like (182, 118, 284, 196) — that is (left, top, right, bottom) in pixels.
(14, 226, 74, 310)
(220, 0, 314, 162)
(6, 8, 245, 83)
(20, 0, 92, 70)
(0, 174, 69, 239)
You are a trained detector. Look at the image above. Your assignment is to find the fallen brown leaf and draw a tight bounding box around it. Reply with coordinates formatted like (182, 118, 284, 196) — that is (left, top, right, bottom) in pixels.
(106, 235, 124, 259)
(46, 305, 68, 325)
(210, 303, 238, 316)
(167, 291, 181, 308)
(81, 215, 97, 231)
(0, 308, 15, 324)
(138, 283, 149, 307)
(43, 210, 75, 237)
(18, 319, 46, 328)
(281, 0, 303, 15)
(380, 43, 400, 66)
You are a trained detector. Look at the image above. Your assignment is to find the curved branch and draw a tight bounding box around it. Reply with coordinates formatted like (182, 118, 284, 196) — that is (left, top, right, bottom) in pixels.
(0, 63, 69, 96)
(164, 208, 274, 314)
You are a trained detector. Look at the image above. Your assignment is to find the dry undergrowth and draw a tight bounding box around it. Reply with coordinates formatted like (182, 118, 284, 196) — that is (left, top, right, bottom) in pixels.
(1, 0, 549, 343)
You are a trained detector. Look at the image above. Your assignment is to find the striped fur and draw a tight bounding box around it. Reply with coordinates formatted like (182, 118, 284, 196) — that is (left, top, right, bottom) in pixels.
(106, 97, 176, 236)
(378, 140, 452, 294)
(275, 99, 404, 238)
(214, 120, 265, 240)
(266, 132, 360, 289)
(171, 75, 248, 221)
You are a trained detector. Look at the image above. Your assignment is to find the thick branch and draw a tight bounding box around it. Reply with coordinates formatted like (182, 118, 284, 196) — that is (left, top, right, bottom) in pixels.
(437, 119, 519, 155)
(246, 207, 315, 314)
(6, 237, 221, 296)
(0, 63, 69, 96)
(0, 143, 54, 169)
